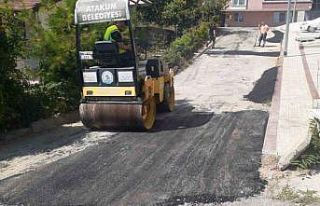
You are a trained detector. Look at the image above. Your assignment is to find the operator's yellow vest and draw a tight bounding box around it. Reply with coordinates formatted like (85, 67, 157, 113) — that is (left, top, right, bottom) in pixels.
(104, 25, 126, 54)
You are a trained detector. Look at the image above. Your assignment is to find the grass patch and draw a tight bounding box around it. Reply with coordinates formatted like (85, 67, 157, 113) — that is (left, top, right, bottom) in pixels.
(277, 185, 300, 201)
(290, 118, 320, 169)
(277, 185, 320, 206)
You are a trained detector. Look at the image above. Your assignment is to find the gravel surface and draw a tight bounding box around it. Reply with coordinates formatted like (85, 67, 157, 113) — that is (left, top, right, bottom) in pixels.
(0, 28, 281, 205)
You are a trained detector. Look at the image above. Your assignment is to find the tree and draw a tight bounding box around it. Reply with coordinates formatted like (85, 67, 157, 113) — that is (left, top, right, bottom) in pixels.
(136, 0, 172, 25)
(24, 0, 81, 116)
(0, 7, 29, 132)
(201, 0, 229, 23)
(0, 0, 81, 133)
(162, 0, 202, 35)
(137, 0, 228, 35)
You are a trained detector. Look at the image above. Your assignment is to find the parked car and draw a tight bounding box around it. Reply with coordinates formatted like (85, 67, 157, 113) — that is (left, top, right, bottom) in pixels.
(300, 17, 320, 32)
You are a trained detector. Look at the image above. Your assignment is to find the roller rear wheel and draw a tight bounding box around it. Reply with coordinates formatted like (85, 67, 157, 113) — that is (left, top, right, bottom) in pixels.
(141, 97, 156, 130)
(159, 84, 175, 112)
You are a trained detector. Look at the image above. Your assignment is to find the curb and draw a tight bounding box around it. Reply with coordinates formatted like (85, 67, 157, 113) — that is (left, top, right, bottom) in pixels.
(262, 56, 283, 156)
(194, 36, 223, 59)
(173, 36, 223, 75)
(31, 111, 80, 133)
(262, 40, 284, 167)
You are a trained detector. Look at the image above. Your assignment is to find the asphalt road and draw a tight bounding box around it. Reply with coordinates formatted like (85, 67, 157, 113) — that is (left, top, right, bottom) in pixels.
(0, 28, 281, 206)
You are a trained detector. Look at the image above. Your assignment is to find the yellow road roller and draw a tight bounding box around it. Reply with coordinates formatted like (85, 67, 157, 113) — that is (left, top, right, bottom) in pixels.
(74, 0, 175, 130)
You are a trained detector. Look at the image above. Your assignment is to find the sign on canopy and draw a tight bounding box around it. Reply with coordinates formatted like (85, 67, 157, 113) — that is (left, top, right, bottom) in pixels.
(75, 0, 130, 25)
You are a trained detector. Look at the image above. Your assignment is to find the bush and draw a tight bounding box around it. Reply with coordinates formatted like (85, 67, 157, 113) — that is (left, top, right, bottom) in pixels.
(0, 2, 81, 134)
(27, 81, 79, 117)
(164, 22, 209, 67)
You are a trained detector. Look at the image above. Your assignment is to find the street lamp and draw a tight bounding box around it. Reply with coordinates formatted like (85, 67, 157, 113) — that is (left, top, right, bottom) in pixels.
(284, 0, 292, 56)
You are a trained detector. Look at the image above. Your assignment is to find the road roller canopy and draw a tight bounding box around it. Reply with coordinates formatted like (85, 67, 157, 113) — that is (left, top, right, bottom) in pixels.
(74, 0, 152, 25)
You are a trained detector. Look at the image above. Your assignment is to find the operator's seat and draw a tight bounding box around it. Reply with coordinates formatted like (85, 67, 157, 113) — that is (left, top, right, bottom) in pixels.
(146, 59, 164, 78)
(93, 41, 135, 68)
(93, 41, 120, 67)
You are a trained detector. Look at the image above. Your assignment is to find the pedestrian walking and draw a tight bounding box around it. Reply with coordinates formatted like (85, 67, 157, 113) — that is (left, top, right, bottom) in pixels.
(207, 23, 217, 49)
(258, 22, 269, 47)
(211, 24, 217, 49)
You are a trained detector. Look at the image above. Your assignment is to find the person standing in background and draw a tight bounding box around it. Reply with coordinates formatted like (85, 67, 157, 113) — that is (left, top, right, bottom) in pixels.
(258, 22, 269, 47)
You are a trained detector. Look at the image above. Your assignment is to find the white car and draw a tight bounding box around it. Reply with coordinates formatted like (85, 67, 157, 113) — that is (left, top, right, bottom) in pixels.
(300, 17, 320, 32)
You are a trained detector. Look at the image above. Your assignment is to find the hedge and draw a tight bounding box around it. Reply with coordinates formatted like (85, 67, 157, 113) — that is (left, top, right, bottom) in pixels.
(164, 22, 209, 67)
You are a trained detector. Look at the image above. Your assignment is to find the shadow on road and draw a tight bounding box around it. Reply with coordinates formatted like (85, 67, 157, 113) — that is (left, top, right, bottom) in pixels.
(244, 67, 278, 103)
(87, 100, 214, 133)
(211, 46, 225, 50)
(267, 30, 284, 44)
(219, 29, 251, 36)
(153, 100, 214, 132)
(206, 50, 280, 57)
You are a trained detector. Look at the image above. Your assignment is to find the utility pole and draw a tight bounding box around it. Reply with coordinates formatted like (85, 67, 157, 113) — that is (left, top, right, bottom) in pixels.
(292, 0, 297, 23)
(284, 0, 292, 56)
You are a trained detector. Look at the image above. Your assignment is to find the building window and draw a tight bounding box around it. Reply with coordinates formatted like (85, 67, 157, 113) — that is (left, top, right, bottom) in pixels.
(273, 12, 286, 24)
(233, 0, 246, 7)
(234, 12, 244, 22)
(279, 12, 286, 22)
(313, 0, 320, 10)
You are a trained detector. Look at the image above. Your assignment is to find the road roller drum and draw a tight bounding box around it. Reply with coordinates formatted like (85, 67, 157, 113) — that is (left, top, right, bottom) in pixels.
(79, 97, 156, 130)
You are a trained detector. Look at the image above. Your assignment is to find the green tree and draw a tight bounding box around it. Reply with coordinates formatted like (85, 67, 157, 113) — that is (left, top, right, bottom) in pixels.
(136, 0, 172, 25)
(162, 0, 202, 35)
(0, 7, 30, 132)
(201, 0, 229, 23)
(25, 0, 81, 116)
(138, 0, 227, 35)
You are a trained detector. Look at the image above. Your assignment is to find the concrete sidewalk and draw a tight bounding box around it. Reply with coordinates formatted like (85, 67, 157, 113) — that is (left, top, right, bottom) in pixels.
(263, 24, 320, 169)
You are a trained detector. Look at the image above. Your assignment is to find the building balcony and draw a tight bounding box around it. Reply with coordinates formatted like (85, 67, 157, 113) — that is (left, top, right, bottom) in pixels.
(227, 0, 247, 10)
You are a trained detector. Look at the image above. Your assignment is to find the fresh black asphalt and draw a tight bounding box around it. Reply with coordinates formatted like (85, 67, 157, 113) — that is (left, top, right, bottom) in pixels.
(0, 104, 268, 205)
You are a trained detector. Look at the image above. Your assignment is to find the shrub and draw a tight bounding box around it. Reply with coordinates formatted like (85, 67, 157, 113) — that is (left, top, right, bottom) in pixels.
(164, 22, 209, 67)
(0, 2, 80, 134)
